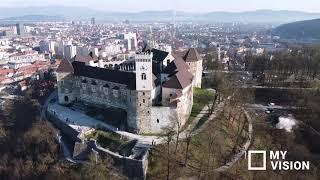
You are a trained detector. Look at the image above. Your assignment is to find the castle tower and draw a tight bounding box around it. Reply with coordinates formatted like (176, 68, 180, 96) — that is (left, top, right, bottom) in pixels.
(182, 48, 203, 88)
(134, 53, 153, 133)
(135, 53, 153, 91)
(56, 60, 76, 105)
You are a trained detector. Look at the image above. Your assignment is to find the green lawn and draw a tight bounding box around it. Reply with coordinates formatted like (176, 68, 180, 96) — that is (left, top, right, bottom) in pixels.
(180, 88, 215, 132)
(86, 130, 129, 152)
(190, 88, 215, 118)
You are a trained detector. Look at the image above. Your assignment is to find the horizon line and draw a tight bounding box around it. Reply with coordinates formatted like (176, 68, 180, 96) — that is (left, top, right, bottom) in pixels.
(0, 5, 319, 14)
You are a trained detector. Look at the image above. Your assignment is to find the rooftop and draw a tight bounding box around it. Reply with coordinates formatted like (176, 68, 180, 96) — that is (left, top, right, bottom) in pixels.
(182, 48, 202, 62)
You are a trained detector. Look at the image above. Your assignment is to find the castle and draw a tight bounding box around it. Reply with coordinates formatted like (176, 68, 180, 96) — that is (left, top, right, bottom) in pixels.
(56, 47, 203, 134)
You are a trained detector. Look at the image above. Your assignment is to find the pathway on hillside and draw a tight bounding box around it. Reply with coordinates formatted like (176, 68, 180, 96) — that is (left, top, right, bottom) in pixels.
(190, 96, 231, 137)
(242, 85, 318, 90)
(41, 90, 57, 120)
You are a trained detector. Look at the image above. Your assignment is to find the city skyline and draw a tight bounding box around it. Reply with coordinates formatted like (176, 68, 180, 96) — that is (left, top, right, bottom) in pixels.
(0, 0, 320, 13)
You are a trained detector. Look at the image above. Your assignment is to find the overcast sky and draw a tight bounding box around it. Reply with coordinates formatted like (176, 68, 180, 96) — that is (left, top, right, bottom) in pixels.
(0, 0, 320, 13)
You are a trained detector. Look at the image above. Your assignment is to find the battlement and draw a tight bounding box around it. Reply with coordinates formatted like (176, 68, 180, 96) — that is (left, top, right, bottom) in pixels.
(135, 53, 153, 62)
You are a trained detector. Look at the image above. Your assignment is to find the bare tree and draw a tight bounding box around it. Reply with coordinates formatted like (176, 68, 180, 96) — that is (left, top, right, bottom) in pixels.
(162, 126, 175, 180)
(184, 129, 192, 166)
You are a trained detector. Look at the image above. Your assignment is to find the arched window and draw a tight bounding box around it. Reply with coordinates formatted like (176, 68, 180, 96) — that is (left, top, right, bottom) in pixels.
(103, 84, 110, 94)
(91, 80, 97, 85)
(141, 73, 146, 80)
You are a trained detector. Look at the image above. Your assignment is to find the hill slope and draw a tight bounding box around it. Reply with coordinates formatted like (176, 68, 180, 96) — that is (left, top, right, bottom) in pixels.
(0, 15, 65, 22)
(274, 19, 320, 40)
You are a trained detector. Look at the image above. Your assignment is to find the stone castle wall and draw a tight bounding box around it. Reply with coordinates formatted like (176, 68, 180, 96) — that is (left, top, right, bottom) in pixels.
(176, 84, 193, 125)
(187, 60, 203, 88)
(57, 72, 77, 105)
(57, 69, 194, 134)
(73, 140, 149, 179)
(135, 91, 152, 134)
(77, 76, 129, 110)
(150, 106, 177, 133)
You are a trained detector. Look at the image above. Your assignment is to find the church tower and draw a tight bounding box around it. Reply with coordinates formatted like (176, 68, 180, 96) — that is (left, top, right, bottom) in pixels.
(134, 53, 153, 133)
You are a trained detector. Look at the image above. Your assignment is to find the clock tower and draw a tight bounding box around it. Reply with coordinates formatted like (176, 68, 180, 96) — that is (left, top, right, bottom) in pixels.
(133, 52, 153, 133)
(135, 53, 153, 91)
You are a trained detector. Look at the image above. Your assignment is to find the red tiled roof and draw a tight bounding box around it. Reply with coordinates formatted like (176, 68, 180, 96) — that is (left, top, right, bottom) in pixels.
(0, 69, 14, 76)
(163, 70, 193, 89)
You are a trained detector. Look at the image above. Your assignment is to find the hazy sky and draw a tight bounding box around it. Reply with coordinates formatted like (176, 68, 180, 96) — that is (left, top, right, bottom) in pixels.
(1, 0, 320, 13)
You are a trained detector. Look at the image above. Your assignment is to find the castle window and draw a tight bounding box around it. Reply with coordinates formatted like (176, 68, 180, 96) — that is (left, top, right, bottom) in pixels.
(141, 73, 146, 80)
(167, 59, 170, 65)
(64, 96, 69, 102)
(143, 92, 145, 96)
(104, 88, 109, 94)
(112, 86, 119, 98)
(156, 119, 159, 123)
(82, 79, 87, 83)
(143, 99, 145, 103)
(91, 86, 96, 92)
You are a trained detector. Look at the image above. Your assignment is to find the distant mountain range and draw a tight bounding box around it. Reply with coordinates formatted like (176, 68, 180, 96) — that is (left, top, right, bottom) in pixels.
(0, 6, 320, 23)
(273, 19, 320, 40)
(0, 15, 65, 22)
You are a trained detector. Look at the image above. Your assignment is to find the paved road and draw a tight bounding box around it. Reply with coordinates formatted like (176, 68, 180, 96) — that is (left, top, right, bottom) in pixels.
(246, 103, 302, 110)
(41, 90, 57, 120)
(242, 85, 318, 90)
